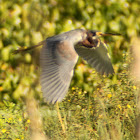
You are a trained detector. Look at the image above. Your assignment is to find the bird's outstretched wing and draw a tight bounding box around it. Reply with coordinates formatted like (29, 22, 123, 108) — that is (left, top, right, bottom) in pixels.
(40, 40, 78, 104)
(75, 41, 114, 75)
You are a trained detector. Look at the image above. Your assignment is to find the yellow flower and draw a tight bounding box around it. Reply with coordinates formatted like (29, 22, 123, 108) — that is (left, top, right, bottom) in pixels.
(97, 88, 100, 91)
(68, 100, 71, 102)
(79, 91, 82, 94)
(8, 118, 12, 121)
(92, 70, 96, 74)
(133, 86, 137, 90)
(89, 106, 92, 109)
(19, 118, 22, 122)
(107, 94, 112, 98)
(1, 129, 6, 133)
(72, 87, 75, 90)
(117, 105, 122, 109)
(127, 104, 131, 108)
(27, 119, 30, 123)
(16, 139, 20, 140)
(0, 86, 3, 92)
(24, 46, 27, 49)
(90, 110, 93, 114)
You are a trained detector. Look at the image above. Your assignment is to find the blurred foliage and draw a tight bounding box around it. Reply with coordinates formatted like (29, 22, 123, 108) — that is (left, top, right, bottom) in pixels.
(0, 0, 140, 139)
(0, 0, 140, 102)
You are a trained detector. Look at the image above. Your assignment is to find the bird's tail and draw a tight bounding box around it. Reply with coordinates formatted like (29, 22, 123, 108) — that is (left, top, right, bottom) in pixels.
(13, 40, 46, 54)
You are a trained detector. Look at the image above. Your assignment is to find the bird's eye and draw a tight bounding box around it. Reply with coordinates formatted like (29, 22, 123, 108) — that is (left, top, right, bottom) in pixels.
(91, 31, 96, 36)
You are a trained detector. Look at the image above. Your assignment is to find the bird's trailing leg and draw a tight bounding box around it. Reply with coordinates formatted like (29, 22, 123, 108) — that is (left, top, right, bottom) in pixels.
(13, 40, 46, 54)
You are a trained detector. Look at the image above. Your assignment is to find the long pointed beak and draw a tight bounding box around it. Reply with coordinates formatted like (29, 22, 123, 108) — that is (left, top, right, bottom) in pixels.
(96, 32, 121, 36)
(103, 32, 121, 36)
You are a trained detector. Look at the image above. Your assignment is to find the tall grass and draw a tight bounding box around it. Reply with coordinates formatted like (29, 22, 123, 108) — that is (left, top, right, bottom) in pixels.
(0, 47, 137, 140)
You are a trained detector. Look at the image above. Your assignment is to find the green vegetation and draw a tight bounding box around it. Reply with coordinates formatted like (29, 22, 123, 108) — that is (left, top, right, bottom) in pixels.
(0, 0, 140, 139)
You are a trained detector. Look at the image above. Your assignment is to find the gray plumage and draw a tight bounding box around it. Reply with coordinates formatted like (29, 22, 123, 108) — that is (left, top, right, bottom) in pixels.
(40, 29, 114, 104)
(13, 29, 119, 104)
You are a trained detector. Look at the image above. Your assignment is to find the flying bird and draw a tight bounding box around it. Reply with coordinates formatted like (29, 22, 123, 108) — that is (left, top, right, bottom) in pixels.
(13, 29, 120, 104)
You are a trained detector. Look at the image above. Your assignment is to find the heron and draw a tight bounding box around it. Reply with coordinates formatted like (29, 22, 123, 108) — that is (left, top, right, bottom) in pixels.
(13, 29, 120, 104)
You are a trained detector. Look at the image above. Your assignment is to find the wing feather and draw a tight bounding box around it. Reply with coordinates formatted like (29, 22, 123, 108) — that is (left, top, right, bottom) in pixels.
(40, 40, 78, 104)
(75, 41, 114, 75)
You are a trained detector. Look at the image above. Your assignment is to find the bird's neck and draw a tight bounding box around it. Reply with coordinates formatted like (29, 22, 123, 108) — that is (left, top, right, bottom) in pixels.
(76, 31, 99, 48)
(65, 29, 88, 45)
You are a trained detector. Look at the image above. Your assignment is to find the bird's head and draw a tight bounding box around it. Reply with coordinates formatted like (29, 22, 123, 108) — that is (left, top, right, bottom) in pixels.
(78, 30, 121, 48)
